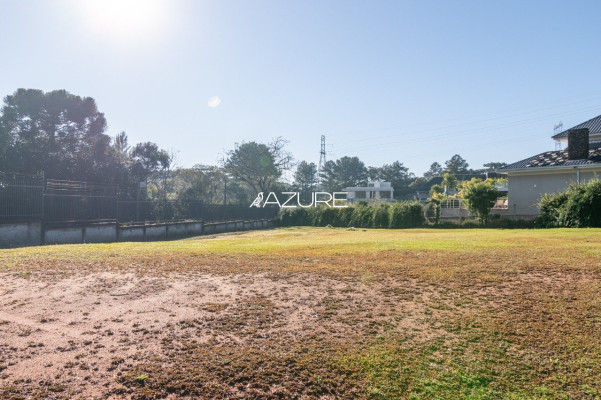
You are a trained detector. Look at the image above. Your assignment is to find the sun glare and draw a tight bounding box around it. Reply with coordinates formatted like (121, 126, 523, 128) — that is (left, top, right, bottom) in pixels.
(78, 0, 170, 44)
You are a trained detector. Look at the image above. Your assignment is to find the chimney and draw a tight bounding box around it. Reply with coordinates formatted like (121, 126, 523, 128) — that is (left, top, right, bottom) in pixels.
(567, 128, 589, 160)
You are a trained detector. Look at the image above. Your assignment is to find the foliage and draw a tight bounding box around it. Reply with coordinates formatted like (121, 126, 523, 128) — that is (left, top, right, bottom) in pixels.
(372, 203, 390, 228)
(223, 137, 293, 194)
(429, 184, 444, 197)
(461, 178, 499, 225)
(0, 88, 111, 180)
(0, 89, 174, 201)
(424, 199, 441, 225)
(130, 142, 171, 183)
(368, 161, 414, 196)
(537, 179, 601, 227)
(279, 201, 425, 229)
(318, 160, 338, 192)
(293, 161, 317, 192)
(444, 154, 469, 174)
(319, 156, 368, 191)
(483, 161, 507, 172)
(278, 207, 310, 227)
(424, 162, 444, 179)
(388, 201, 426, 228)
(441, 172, 458, 191)
(349, 203, 373, 228)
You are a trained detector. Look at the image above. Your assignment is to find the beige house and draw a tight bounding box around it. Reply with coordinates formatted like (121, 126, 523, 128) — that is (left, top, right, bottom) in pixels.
(499, 115, 601, 218)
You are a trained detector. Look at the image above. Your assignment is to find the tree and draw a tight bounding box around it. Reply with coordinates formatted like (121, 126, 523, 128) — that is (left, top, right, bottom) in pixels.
(379, 161, 413, 195)
(367, 166, 384, 182)
(319, 160, 337, 192)
(333, 156, 367, 188)
(441, 172, 458, 192)
(461, 178, 499, 225)
(112, 131, 130, 164)
(223, 137, 292, 194)
(130, 142, 171, 183)
(483, 162, 507, 172)
(424, 162, 444, 179)
(294, 161, 317, 197)
(444, 154, 469, 174)
(0, 89, 114, 181)
(429, 184, 444, 197)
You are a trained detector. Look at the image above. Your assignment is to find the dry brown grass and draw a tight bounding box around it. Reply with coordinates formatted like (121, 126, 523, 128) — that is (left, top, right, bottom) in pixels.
(1, 227, 601, 399)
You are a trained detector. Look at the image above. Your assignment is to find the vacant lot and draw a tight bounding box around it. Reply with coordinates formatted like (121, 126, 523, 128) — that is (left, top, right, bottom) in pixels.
(1, 227, 601, 399)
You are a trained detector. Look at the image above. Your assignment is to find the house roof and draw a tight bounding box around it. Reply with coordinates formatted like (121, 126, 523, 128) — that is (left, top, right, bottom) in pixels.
(552, 114, 601, 139)
(499, 141, 601, 172)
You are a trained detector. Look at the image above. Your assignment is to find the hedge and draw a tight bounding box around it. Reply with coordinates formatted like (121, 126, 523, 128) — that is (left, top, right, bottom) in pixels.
(278, 201, 425, 229)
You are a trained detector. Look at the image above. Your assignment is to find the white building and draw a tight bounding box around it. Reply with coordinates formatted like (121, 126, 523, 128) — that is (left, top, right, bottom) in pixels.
(344, 181, 394, 203)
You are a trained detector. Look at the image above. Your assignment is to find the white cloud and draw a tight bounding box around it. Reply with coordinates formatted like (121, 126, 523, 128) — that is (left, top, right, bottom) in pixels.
(207, 96, 221, 108)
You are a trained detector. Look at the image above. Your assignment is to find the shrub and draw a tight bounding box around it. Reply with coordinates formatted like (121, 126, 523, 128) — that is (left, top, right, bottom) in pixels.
(372, 203, 390, 228)
(538, 179, 601, 227)
(424, 200, 441, 225)
(388, 201, 425, 228)
(350, 204, 374, 228)
(278, 207, 309, 227)
(316, 206, 338, 227)
(333, 207, 354, 227)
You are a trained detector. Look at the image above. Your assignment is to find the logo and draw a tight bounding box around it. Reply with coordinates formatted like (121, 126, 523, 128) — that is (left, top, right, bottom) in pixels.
(250, 192, 348, 208)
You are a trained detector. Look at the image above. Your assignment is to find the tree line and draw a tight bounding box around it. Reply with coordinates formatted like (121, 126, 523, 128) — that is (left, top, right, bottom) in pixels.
(0, 89, 507, 204)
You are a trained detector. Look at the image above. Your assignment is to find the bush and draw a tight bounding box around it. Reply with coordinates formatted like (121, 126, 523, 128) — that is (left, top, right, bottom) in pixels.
(279, 202, 425, 229)
(315, 206, 338, 227)
(349, 204, 374, 228)
(537, 179, 601, 227)
(333, 207, 354, 227)
(278, 207, 309, 227)
(372, 204, 390, 228)
(388, 201, 425, 228)
(424, 200, 441, 225)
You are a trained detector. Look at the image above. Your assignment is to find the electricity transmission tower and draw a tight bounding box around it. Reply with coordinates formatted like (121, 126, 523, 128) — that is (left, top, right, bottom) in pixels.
(318, 135, 327, 183)
(554, 122, 563, 150)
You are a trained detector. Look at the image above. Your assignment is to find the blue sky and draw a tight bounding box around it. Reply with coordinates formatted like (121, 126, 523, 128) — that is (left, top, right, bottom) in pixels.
(2, 0, 601, 177)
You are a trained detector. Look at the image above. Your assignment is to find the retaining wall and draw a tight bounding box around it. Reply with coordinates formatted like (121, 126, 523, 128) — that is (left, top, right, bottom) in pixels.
(0, 219, 274, 248)
(0, 221, 42, 247)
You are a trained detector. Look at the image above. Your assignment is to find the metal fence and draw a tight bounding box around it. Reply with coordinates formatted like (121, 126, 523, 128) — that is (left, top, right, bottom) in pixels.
(0, 174, 277, 225)
(44, 179, 118, 224)
(0, 173, 44, 221)
(116, 200, 277, 223)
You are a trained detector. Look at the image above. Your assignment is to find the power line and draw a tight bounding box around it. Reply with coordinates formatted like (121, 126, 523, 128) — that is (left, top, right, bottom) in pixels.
(328, 92, 601, 147)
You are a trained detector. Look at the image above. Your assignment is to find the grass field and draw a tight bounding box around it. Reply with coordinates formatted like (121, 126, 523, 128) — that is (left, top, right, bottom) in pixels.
(1, 227, 601, 399)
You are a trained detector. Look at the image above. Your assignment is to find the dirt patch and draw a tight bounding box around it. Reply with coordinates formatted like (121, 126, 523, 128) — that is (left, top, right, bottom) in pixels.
(0, 269, 447, 399)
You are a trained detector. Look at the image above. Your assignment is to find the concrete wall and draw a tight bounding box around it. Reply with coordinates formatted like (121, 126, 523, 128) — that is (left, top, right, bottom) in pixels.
(186, 222, 203, 236)
(0, 221, 41, 247)
(145, 225, 167, 240)
(45, 226, 83, 245)
(0, 219, 274, 248)
(84, 224, 117, 243)
(507, 168, 601, 216)
(119, 226, 146, 242)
